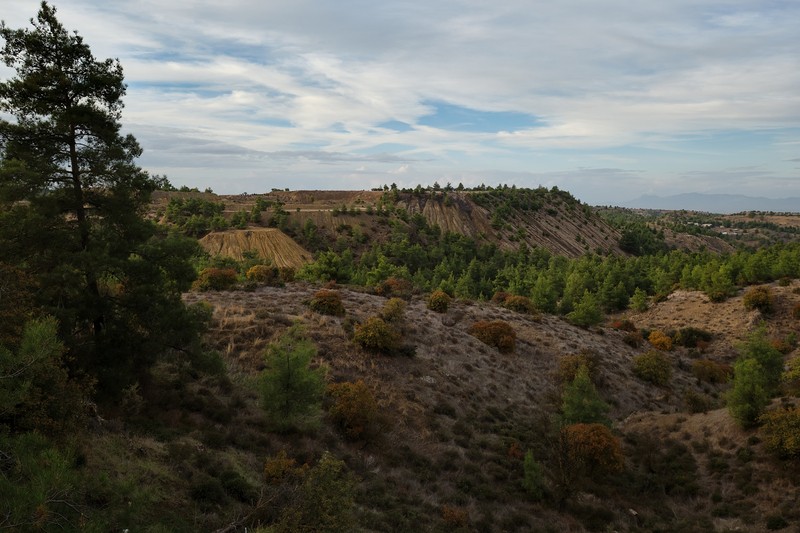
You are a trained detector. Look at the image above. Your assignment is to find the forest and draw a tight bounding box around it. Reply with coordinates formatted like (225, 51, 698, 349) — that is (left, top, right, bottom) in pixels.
(2, 4, 800, 532)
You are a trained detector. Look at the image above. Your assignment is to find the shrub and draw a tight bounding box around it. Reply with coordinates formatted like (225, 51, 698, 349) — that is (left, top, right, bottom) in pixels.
(792, 303, 800, 320)
(648, 329, 673, 351)
(279, 266, 296, 283)
(374, 276, 413, 299)
(491, 291, 510, 304)
(192, 267, 238, 291)
(427, 290, 451, 313)
(738, 326, 784, 392)
(770, 337, 794, 355)
(727, 358, 770, 429)
(309, 289, 345, 316)
(380, 297, 406, 323)
(190, 476, 227, 506)
(353, 317, 400, 353)
(674, 327, 714, 348)
(327, 380, 379, 441)
(561, 364, 611, 426)
(563, 423, 624, 479)
(743, 285, 774, 314)
(274, 452, 356, 533)
(441, 505, 469, 528)
(759, 407, 800, 459)
(502, 295, 538, 315)
(264, 450, 308, 484)
(766, 515, 789, 531)
(629, 287, 649, 311)
(683, 389, 713, 413)
(691, 359, 732, 384)
(468, 320, 516, 354)
(623, 331, 644, 348)
(610, 319, 637, 332)
(522, 451, 546, 501)
(556, 350, 601, 384)
(260, 325, 326, 432)
(633, 350, 673, 386)
(566, 290, 603, 327)
(246, 264, 281, 285)
(782, 357, 800, 396)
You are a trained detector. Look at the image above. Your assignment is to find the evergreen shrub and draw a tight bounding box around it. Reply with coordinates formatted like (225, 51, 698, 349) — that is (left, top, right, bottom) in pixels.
(468, 320, 516, 354)
(353, 317, 400, 353)
(192, 268, 238, 291)
(309, 289, 345, 316)
(633, 350, 672, 386)
(427, 290, 451, 313)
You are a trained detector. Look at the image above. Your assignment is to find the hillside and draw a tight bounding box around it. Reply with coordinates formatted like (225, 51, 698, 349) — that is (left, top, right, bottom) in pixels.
(163, 278, 800, 531)
(157, 187, 626, 260)
(198, 228, 312, 269)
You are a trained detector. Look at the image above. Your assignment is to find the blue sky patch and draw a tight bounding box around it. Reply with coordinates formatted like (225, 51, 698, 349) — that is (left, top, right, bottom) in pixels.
(377, 120, 414, 132)
(418, 101, 539, 133)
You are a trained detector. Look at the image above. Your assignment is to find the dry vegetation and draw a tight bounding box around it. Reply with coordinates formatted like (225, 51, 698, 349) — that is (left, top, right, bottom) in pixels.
(198, 228, 312, 269)
(175, 278, 800, 531)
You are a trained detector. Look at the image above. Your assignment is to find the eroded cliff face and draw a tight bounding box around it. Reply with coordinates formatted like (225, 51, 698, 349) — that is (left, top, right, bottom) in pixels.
(400, 192, 625, 258)
(198, 228, 312, 269)
(401, 194, 493, 239)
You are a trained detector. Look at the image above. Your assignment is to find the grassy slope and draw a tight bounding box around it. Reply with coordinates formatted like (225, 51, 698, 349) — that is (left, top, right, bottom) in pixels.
(96, 279, 791, 532)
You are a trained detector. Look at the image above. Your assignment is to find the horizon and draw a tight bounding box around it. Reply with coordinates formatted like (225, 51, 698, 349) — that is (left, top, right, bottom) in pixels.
(2, 1, 799, 205)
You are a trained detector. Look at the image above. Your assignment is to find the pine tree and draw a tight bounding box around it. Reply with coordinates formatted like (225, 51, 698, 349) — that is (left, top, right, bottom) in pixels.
(261, 325, 326, 432)
(561, 364, 611, 427)
(0, 3, 202, 395)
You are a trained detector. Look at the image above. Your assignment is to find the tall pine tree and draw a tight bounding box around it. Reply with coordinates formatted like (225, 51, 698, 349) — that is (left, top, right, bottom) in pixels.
(0, 2, 201, 396)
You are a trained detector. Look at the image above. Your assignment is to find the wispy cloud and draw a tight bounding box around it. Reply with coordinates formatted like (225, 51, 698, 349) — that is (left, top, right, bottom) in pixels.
(2, 0, 799, 203)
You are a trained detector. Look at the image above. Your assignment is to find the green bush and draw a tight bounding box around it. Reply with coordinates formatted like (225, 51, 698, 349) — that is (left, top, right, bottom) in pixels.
(727, 358, 770, 429)
(427, 290, 451, 313)
(633, 350, 673, 386)
(759, 406, 800, 458)
(273, 452, 356, 532)
(566, 290, 602, 328)
(468, 320, 516, 354)
(674, 327, 714, 348)
(561, 364, 611, 426)
(691, 359, 732, 384)
(309, 289, 345, 316)
(246, 264, 281, 285)
(260, 325, 326, 432)
(353, 317, 400, 354)
(327, 380, 379, 440)
(522, 451, 546, 501)
(192, 267, 238, 291)
(556, 350, 601, 384)
(380, 297, 406, 323)
(743, 285, 774, 314)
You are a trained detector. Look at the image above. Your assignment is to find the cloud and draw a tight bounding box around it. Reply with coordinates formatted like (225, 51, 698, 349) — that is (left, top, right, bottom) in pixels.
(2, 0, 799, 203)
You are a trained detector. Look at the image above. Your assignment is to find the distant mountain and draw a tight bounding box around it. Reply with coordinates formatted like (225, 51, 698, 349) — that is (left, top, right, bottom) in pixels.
(621, 193, 800, 214)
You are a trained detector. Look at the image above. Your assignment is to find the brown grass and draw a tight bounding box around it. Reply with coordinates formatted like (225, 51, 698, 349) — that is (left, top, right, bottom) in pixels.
(198, 228, 312, 269)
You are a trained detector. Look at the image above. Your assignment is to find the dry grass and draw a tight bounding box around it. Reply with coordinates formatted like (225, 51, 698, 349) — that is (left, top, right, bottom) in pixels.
(198, 228, 312, 268)
(178, 280, 800, 531)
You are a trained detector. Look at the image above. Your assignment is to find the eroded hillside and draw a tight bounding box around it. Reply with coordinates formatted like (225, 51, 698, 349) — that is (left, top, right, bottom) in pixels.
(156, 188, 627, 260)
(175, 278, 800, 531)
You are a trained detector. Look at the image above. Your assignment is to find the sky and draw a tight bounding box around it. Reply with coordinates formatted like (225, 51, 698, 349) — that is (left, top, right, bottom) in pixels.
(2, 0, 800, 205)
